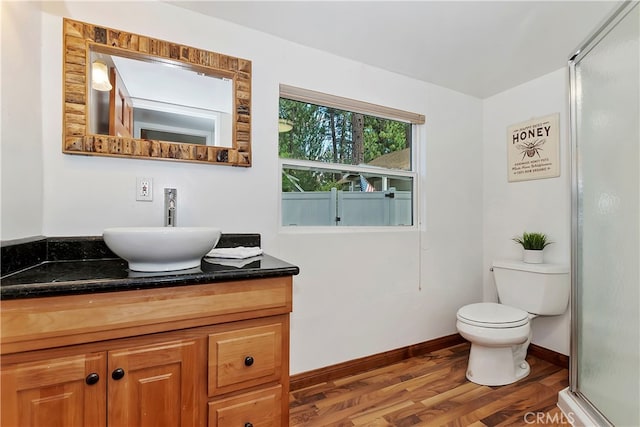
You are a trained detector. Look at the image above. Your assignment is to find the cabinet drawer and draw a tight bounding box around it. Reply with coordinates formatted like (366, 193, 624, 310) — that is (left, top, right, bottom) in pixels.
(208, 385, 281, 427)
(208, 322, 282, 396)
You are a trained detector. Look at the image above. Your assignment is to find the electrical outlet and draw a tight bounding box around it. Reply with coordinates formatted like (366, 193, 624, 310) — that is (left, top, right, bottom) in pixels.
(136, 177, 153, 201)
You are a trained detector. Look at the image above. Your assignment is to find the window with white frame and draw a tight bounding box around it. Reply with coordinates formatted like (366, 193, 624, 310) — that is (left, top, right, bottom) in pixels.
(279, 85, 424, 227)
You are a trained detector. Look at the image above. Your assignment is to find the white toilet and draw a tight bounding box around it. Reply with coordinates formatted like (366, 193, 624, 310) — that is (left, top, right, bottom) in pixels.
(456, 259, 569, 386)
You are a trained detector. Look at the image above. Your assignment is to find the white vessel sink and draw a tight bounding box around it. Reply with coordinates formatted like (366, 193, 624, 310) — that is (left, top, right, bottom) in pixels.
(103, 227, 221, 272)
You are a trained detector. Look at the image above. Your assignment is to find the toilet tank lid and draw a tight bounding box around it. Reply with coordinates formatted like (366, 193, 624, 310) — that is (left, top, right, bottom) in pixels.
(492, 259, 569, 274)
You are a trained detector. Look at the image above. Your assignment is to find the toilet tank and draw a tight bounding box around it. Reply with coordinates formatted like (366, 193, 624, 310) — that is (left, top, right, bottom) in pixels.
(492, 259, 570, 315)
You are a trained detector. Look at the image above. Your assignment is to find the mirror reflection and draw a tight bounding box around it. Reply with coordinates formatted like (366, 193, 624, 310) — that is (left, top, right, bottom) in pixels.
(89, 50, 234, 147)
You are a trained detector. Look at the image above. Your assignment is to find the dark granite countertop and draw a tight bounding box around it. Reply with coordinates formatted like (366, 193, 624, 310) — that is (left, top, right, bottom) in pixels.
(0, 235, 299, 300)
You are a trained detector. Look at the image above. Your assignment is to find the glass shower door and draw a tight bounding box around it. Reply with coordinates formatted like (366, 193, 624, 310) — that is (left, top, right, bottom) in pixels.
(571, 2, 639, 425)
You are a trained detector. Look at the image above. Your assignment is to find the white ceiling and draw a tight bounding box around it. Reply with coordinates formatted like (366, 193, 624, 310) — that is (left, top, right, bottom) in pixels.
(170, 1, 619, 98)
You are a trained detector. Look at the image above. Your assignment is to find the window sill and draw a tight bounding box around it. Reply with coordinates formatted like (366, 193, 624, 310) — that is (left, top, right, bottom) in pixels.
(277, 225, 418, 235)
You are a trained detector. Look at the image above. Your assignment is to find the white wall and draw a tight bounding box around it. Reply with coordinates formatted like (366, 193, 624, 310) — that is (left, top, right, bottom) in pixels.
(483, 68, 571, 355)
(1, 2, 44, 240)
(1, 1, 484, 374)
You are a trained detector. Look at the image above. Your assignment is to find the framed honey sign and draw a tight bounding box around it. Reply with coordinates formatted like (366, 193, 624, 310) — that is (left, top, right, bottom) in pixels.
(507, 113, 560, 182)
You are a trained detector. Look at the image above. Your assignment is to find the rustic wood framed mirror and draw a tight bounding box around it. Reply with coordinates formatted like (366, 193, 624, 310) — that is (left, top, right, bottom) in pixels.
(62, 18, 252, 166)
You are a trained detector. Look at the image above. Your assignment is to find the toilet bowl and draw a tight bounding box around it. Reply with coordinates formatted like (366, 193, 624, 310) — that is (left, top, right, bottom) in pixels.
(456, 302, 533, 386)
(456, 259, 570, 386)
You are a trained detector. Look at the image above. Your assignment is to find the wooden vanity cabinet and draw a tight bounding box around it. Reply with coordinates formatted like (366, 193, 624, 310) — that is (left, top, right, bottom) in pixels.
(0, 277, 292, 427)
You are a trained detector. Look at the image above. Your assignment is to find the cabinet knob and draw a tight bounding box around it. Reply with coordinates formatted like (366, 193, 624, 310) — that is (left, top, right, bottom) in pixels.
(85, 373, 100, 385)
(111, 368, 125, 380)
(244, 356, 254, 367)
(244, 423, 253, 427)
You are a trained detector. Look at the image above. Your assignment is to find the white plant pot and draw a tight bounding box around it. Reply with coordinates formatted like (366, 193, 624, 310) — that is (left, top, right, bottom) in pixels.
(523, 249, 544, 264)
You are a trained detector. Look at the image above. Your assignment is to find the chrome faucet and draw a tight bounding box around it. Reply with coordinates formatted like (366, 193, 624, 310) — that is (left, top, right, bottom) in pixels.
(164, 188, 177, 227)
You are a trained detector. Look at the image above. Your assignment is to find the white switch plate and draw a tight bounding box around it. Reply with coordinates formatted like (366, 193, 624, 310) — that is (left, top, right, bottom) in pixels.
(136, 177, 153, 201)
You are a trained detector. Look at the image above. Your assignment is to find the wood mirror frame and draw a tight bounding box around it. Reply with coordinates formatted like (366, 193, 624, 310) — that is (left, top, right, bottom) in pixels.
(62, 18, 252, 167)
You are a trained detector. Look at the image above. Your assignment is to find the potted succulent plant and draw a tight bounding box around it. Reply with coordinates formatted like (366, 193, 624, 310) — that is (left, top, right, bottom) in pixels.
(512, 232, 552, 264)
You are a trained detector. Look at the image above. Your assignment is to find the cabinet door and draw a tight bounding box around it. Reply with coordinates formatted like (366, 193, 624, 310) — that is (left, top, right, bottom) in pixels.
(1, 352, 106, 427)
(108, 338, 203, 427)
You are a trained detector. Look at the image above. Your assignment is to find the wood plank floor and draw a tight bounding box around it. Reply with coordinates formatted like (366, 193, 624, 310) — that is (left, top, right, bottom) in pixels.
(289, 343, 570, 426)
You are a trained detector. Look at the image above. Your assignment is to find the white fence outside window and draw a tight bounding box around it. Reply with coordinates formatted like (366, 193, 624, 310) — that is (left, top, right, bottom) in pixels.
(282, 188, 412, 226)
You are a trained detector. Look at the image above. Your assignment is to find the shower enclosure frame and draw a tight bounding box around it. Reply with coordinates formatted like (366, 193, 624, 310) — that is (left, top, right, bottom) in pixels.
(567, 1, 639, 425)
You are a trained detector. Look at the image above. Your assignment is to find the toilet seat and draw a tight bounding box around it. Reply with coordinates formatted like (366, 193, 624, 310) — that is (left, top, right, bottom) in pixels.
(457, 302, 529, 328)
